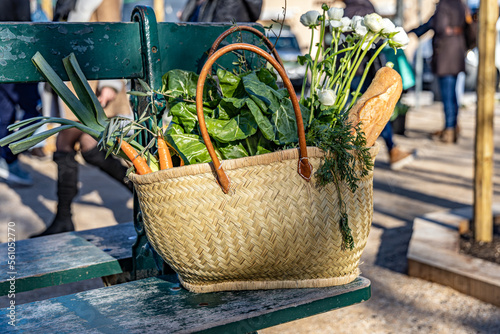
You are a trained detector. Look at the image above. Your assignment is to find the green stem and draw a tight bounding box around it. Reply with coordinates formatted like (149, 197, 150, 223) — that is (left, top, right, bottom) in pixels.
(308, 12, 327, 125)
(339, 33, 381, 112)
(347, 40, 389, 110)
(300, 28, 315, 103)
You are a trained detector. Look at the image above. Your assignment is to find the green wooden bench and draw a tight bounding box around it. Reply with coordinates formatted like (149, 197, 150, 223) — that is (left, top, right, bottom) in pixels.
(0, 6, 371, 331)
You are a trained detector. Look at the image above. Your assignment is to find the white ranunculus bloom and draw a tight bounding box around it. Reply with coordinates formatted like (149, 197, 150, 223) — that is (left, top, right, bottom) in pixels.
(381, 18, 396, 34)
(327, 7, 344, 21)
(351, 15, 363, 30)
(340, 17, 352, 32)
(300, 10, 321, 28)
(330, 20, 342, 29)
(317, 89, 336, 106)
(363, 13, 383, 33)
(391, 27, 410, 49)
(353, 18, 368, 36)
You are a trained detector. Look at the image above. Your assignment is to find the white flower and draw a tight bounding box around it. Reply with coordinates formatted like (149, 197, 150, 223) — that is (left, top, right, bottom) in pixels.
(381, 18, 396, 34)
(340, 17, 352, 32)
(300, 10, 321, 28)
(390, 27, 410, 49)
(363, 13, 383, 33)
(351, 15, 363, 30)
(352, 17, 368, 36)
(317, 89, 336, 106)
(328, 7, 344, 21)
(329, 20, 342, 29)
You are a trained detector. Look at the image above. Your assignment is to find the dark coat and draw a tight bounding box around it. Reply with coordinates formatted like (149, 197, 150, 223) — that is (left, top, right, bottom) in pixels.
(410, 0, 467, 76)
(180, 0, 262, 23)
(0, 0, 30, 22)
(343, 0, 375, 18)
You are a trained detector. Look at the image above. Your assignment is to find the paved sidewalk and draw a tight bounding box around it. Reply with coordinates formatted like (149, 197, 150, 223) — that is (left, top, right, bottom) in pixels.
(1, 93, 500, 332)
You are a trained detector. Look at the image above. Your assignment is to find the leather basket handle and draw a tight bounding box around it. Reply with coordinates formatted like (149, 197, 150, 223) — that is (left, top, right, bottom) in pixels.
(196, 43, 312, 193)
(208, 25, 284, 69)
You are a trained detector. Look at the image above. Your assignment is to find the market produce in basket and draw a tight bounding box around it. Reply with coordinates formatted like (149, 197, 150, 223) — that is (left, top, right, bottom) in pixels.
(0, 4, 409, 293)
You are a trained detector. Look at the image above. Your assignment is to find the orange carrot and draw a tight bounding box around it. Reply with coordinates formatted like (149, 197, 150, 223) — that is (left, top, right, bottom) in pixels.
(157, 132, 173, 170)
(119, 139, 152, 175)
(179, 157, 185, 166)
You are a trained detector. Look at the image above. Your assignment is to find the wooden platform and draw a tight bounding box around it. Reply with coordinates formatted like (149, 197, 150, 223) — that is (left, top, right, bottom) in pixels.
(0, 276, 371, 333)
(407, 206, 500, 307)
(0, 223, 135, 295)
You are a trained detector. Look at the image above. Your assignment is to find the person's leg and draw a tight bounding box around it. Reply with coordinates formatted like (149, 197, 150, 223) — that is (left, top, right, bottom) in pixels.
(438, 75, 458, 128)
(380, 122, 394, 152)
(80, 133, 133, 192)
(31, 128, 82, 237)
(0, 84, 18, 164)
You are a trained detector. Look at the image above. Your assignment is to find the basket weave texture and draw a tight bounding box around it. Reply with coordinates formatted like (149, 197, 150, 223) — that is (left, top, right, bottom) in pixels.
(128, 143, 379, 293)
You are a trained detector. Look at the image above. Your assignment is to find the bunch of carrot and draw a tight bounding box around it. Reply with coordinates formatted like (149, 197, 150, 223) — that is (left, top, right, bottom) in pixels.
(118, 132, 173, 175)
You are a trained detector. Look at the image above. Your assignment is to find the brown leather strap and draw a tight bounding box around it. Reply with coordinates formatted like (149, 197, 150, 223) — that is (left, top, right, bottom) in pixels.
(208, 25, 285, 69)
(197, 43, 312, 193)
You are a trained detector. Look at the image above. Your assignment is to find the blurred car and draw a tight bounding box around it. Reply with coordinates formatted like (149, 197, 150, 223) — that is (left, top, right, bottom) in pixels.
(267, 29, 307, 88)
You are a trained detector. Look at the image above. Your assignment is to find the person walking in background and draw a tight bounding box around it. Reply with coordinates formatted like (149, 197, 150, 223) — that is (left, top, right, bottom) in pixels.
(341, 0, 415, 170)
(32, 0, 133, 237)
(0, 0, 42, 186)
(409, 0, 470, 144)
(180, 0, 262, 22)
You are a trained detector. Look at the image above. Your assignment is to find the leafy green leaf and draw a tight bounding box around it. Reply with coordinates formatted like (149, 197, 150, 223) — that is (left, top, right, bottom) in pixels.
(217, 141, 249, 159)
(256, 68, 278, 90)
(166, 133, 219, 165)
(217, 68, 245, 98)
(169, 102, 213, 134)
(271, 97, 299, 145)
(205, 109, 258, 143)
(245, 98, 275, 141)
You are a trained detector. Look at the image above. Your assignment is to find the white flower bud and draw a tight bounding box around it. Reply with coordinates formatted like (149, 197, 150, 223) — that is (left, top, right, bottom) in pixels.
(363, 13, 383, 33)
(327, 7, 344, 21)
(317, 89, 336, 106)
(381, 18, 396, 34)
(390, 27, 410, 49)
(300, 10, 321, 28)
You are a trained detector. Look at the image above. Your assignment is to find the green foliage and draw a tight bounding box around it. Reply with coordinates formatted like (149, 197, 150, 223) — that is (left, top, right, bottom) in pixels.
(306, 115, 373, 250)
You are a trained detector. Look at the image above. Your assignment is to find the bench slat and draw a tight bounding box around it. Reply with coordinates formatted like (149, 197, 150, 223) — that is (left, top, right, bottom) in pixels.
(0, 232, 123, 295)
(0, 276, 370, 333)
(0, 22, 143, 82)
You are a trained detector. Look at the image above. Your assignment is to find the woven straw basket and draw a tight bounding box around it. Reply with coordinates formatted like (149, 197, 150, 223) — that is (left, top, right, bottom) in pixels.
(128, 42, 380, 293)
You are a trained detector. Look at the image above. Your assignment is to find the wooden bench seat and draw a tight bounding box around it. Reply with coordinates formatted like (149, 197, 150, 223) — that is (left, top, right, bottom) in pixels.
(0, 275, 371, 333)
(0, 223, 135, 296)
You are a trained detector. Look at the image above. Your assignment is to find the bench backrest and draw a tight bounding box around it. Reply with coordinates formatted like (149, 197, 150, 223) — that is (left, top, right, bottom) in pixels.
(0, 5, 265, 277)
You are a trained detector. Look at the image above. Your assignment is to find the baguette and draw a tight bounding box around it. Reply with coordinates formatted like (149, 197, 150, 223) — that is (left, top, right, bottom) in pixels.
(347, 66, 403, 147)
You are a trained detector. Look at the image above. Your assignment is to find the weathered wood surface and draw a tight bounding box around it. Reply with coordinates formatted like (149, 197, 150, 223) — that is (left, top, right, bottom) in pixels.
(474, 0, 498, 241)
(408, 207, 500, 307)
(0, 229, 128, 296)
(0, 22, 143, 82)
(0, 276, 371, 333)
(0, 21, 264, 84)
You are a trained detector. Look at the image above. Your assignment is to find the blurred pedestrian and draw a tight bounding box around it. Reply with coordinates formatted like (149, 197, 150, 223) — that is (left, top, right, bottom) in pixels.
(409, 0, 471, 144)
(0, 0, 41, 186)
(180, 0, 262, 22)
(32, 0, 133, 237)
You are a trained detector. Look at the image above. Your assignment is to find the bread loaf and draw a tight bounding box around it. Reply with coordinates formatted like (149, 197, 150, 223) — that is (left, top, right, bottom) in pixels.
(347, 66, 403, 147)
